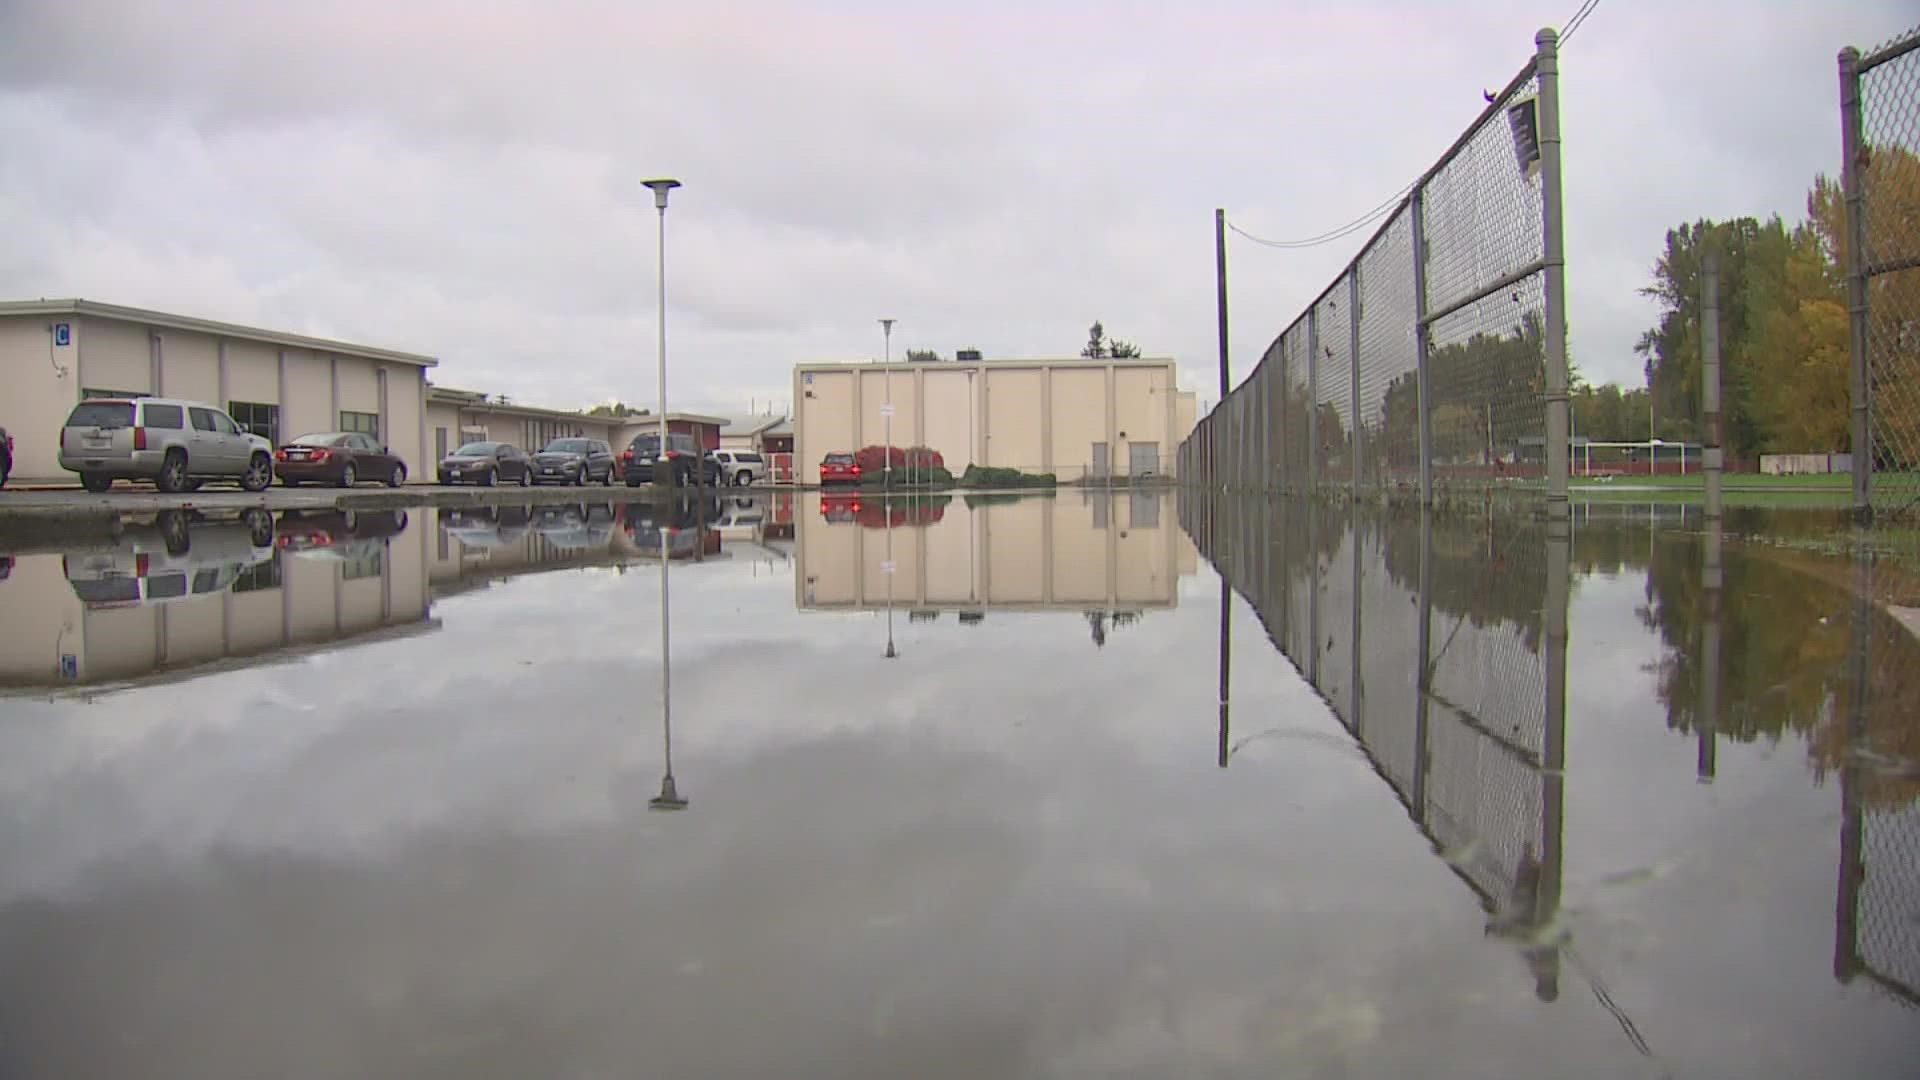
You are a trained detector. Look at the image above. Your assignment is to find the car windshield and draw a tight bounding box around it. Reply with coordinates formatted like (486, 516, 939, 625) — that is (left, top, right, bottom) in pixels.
(453, 442, 498, 455)
(544, 439, 591, 453)
(288, 433, 351, 446)
(825, 453, 855, 464)
(67, 402, 136, 428)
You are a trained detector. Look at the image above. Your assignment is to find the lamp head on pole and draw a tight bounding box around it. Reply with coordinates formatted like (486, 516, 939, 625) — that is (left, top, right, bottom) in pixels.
(643, 178, 682, 210)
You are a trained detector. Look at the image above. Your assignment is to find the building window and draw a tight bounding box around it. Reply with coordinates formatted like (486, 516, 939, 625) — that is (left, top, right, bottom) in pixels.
(340, 411, 380, 440)
(230, 401, 280, 445)
(341, 546, 384, 581)
(82, 387, 148, 400)
(233, 560, 282, 593)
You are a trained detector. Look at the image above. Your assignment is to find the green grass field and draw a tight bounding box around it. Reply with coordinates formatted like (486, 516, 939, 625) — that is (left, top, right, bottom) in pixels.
(1570, 471, 1852, 507)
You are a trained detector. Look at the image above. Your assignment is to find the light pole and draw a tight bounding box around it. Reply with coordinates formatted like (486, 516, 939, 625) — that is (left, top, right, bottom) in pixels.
(880, 318, 896, 489)
(644, 178, 680, 488)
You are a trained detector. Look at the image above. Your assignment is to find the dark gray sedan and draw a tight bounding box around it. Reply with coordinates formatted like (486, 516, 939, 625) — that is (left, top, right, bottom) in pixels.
(437, 441, 532, 486)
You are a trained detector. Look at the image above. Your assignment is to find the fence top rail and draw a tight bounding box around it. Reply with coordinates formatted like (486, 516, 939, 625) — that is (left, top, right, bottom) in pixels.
(1857, 23, 1920, 73)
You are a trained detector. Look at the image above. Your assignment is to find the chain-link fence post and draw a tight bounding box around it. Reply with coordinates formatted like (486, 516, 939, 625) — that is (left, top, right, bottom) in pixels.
(1703, 246, 1723, 521)
(1349, 268, 1364, 497)
(1537, 511, 1569, 999)
(1307, 308, 1320, 497)
(1839, 46, 1871, 521)
(1413, 505, 1433, 819)
(1412, 189, 1434, 507)
(1537, 27, 1570, 522)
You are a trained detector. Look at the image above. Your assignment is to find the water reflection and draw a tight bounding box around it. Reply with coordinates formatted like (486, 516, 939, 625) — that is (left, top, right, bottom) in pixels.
(797, 491, 1196, 632)
(0, 494, 789, 691)
(1184, 493, 1920, 1020)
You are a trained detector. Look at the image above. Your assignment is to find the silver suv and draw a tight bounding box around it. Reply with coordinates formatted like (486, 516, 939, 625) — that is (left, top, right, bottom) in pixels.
(59, 397, 274, 493)
(711, 449, 767, 486)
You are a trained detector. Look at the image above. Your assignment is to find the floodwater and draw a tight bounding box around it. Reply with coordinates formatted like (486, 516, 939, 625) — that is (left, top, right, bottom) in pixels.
(0, 491, 1914, 1077)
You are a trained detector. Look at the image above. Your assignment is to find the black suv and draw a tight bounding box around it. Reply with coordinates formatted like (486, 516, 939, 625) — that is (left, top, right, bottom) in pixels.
(622, 432, 720, 487)
(532, 437, 616, 485)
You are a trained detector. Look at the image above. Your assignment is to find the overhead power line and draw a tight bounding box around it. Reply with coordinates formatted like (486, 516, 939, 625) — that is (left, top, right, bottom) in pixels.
(1226, 182, 1414, 250)
(1561, 0, 1601, 45)
(1230, 4, 1597, 254)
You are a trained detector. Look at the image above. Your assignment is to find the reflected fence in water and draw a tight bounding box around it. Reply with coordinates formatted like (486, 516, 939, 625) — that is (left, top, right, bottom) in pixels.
(1185, 492, 1570, 1000)
(1188, 491, 1920, 1012)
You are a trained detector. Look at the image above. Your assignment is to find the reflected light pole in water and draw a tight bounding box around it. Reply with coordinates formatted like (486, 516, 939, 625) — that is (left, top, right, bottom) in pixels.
(651, 541, 687, 811)
(883, 498, 898, 659)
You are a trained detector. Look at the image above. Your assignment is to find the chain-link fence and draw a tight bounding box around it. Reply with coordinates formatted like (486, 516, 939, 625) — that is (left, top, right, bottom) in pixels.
(1180, 30, 1567, 511)
(1843, 25, 1920, 522)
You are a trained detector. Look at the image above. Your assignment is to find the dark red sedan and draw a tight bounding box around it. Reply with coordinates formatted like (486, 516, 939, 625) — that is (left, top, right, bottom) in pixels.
(274, 432, 408, 488)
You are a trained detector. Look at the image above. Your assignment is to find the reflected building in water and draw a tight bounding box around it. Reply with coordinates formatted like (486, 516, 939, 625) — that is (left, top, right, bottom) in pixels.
(796, 490, 1197, 620)
(0, 508, 435, 689)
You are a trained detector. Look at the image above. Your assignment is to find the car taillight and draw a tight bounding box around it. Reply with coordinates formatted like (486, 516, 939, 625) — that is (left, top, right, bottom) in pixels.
(850, 464, 862, 474)
(135, 553, 149, 577)
(274, 449, 287, 461)
(312, 449, 330, 462)
(132, 427, 147, 451)
(621, 451, 633, 462)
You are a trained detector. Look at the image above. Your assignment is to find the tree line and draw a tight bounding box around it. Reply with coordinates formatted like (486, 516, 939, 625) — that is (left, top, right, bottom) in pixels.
(1600, 145, 1918, 461)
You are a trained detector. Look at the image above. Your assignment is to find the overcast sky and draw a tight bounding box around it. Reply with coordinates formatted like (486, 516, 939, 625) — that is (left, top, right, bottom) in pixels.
(1, 1, 1911, 416)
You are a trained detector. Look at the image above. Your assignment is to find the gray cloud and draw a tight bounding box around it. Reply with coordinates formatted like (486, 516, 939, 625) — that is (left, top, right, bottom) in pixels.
(2, 0, 1912, 416)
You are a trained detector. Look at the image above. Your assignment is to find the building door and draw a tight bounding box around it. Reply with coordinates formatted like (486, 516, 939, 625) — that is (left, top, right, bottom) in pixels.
(1091, 442, 1109, 480)
(435, 427, 448, 461)
(1128, 442, 1159, 477)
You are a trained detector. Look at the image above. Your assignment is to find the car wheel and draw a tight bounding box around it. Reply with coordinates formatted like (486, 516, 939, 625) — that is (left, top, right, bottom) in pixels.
(734, 471, 751, 487)
(80, 472, 113, 493)
(158, 511, 190, 555)
(604, 468, 615, 486)
(156, 450, 189, 494)
(241, 453, 273, 493)
(518, 467, 531, 487)
(388, 463, 406, 488)
(242, 508, 274, 546)
(575, 466, 588, 487)
(338, 463, 357, 488)
(480, 468, 496, 487)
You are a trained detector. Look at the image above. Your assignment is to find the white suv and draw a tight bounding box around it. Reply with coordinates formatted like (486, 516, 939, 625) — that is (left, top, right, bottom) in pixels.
(711, 450, 767, 486)
(59, 396, 274, 493)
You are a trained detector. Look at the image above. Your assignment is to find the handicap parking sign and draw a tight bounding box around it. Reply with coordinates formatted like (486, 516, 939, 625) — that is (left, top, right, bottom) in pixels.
(53, 322, 71, 347)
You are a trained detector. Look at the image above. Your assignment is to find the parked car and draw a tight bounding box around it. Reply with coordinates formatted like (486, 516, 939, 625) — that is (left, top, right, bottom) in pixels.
(59, 397, 273, 493)
(274, 431, 408, 488)
(532, 502, 617, 551)
(274, 508, 410, 554)
(622, 432, 720, 487)
(442, 503, 534, 549)
(532, 437, 616, 486)
(62, 510, 277, 609)
(438, 441, 532, 486)
(711, 450, 768, 487)
(818, 452, 861, 486)
(0, 424, 12, 488)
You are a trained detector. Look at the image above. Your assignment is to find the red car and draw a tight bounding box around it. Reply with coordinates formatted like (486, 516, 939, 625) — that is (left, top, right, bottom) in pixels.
(819, 452, 861, 486)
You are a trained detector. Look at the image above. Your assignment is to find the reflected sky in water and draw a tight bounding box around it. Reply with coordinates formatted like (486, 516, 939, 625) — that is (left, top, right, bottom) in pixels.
(0, 492, 1913, 1077)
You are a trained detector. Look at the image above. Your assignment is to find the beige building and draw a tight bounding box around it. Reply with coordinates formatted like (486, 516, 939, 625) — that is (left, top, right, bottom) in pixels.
(796, 489, 1197, 614)
(791, 358, 1197, 486)
(424, 389, 729, 464)
(0, 298, 436, 484)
